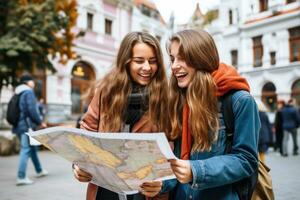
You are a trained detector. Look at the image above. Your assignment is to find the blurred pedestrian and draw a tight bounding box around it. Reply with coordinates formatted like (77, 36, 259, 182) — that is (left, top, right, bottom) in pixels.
(281, 98, 300, 156)
(38, 98, 46, 121)
(274, 100, 285, 155)
(140, 29, 260, 199)
(257, 100, 272, 163)
(72, 32, 169, 200)
(12, 74, 48, 186)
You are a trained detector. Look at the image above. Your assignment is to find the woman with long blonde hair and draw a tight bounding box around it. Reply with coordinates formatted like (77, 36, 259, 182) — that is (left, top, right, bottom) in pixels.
(73, 32, 169, 200)
(140, 29, 260, 199)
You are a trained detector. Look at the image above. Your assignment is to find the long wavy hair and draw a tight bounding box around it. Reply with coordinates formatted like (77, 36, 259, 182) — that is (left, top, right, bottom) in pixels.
(168, 29, 220, 152)
(97, 32, 169, 133)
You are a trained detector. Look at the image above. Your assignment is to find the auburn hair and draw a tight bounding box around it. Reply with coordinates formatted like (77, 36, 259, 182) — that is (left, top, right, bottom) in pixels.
(168, 29, 220, 152)
(96, 32, 169, 133)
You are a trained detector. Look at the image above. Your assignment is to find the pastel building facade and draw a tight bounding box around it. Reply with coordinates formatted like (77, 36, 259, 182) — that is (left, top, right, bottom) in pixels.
(47, 0, 169, 123)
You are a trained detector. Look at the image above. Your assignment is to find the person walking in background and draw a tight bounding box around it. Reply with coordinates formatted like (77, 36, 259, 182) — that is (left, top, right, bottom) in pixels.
(37, 98, 46, 121)
(256, 100, 272, 163)
(140, 29, 260, 199)
(274, 100, 285, 156)
(72, 32, 169, 200)
(281, 98, 300, 156)
(12, 74, 48, 186)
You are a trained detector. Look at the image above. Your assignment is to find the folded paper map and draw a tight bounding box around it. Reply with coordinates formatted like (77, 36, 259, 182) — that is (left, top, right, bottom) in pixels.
(27, 127, 176, 194)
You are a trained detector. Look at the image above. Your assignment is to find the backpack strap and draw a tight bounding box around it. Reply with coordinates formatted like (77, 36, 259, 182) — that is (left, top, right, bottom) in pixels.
(221, 90, 236, 153)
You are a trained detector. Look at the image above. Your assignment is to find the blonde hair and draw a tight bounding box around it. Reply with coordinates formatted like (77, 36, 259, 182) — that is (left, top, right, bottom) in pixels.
(97, 32, 169, 133)
(168, 29, 220, 152)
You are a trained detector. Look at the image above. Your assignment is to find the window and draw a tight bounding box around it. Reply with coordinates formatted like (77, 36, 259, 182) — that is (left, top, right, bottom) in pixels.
(259, 0, 268, 12)
(231, 50, 238, 67)
(87, 13, 93, 30)
(229, 10, 233, 25)
(253, 36, 263, 67)
(141, 5, 151, 17)
(105, 19, 112, 35)
(289, 26, 300, 62)
(262, 82, 276, 111)
(287, 0, 296, 3)
(270, 52, 276, 65)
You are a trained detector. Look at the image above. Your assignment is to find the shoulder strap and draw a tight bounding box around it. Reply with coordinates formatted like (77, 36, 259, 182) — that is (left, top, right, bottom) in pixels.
(221, 90, 236, 153)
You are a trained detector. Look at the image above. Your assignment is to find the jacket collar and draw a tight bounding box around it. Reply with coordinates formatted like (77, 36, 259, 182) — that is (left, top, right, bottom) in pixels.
(15, 84, 32, 95)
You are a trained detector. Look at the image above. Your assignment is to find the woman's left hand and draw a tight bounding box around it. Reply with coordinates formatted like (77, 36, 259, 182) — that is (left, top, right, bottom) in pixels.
(169, 159, 192, 183)
(139, 180, 162, 197)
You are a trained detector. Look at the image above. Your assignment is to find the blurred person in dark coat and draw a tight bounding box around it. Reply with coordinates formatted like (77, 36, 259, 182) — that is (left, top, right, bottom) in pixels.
(274, 100, 285, 156)
(257, 100, 272, 163)
(281, 98, 300, 156)
(12, 74, 48, 185)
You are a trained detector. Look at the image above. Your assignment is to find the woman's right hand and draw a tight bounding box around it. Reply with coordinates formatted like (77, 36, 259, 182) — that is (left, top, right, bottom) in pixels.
(73, 164, 92, 182)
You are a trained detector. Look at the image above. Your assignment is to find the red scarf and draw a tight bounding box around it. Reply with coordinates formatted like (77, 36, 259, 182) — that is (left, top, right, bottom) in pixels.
(180, 63, 250, 159)
(180, 104, 192, 160)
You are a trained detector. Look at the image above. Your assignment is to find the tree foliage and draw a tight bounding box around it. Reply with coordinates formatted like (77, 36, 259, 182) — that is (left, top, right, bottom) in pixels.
(203, 9, 219, 26)
(0, 0, 80, 88)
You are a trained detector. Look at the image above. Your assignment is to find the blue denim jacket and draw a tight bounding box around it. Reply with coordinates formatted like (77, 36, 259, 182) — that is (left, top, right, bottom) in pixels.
(162, 90, 260, 200)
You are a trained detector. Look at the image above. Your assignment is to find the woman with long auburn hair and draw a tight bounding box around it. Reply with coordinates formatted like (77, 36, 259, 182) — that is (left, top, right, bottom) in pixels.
(73, 32, 169, 200)
(140, 29, 260, 199)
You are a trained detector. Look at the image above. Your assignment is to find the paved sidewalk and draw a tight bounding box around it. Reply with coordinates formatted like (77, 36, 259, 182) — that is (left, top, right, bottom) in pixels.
(1, 133, 300, 200)
(0, 151, 86, 200)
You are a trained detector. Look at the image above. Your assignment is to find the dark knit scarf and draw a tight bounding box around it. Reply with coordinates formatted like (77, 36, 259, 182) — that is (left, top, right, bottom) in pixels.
(124, 83, 149, 131)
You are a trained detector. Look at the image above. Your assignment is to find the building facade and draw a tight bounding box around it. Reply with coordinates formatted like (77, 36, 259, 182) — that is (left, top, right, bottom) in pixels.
(0, 0, 170, 127)
(205, 0, 300, 111)
(47, 0, 170, 123)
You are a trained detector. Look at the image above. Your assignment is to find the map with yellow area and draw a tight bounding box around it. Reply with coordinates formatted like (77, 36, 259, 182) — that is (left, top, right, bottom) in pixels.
(28, 127, 176, 194)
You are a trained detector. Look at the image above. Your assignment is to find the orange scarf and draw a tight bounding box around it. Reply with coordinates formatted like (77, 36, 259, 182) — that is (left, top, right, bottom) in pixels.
(212, 63, 250, 96)
(180, 63, 250, 160)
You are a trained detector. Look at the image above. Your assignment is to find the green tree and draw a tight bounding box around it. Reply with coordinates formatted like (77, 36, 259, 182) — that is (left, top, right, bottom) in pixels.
(0, 0, 81, 91)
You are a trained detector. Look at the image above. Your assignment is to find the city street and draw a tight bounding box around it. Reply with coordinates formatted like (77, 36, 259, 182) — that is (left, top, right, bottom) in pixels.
(0, 136, 300, 200)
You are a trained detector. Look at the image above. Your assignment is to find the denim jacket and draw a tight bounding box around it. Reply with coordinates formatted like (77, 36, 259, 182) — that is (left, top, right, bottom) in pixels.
(161, 90, 260, 200)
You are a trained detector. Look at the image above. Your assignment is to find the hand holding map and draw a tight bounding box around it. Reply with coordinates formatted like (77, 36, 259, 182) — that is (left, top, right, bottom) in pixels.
(27, 127, 176, 194)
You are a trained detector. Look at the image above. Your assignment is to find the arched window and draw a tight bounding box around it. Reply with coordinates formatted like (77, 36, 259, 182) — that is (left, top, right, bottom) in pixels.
(71, 61, 96, 114)
(261, 82, 277, 111)
(229, 9, 233, 25)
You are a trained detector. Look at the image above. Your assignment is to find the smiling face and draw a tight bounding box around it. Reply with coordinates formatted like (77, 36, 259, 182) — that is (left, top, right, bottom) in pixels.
(170, 41, 196, 88)
(129, 42, 158, 86)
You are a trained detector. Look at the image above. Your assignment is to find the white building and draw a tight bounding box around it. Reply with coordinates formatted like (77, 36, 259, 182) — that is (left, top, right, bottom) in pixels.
(204, 0, 300, 111)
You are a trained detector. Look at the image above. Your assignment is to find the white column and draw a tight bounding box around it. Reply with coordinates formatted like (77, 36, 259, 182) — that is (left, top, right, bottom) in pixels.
(276, 29, 290, 66)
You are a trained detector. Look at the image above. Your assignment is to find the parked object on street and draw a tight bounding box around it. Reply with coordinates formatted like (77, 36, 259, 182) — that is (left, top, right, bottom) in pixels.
(0, 135, 20, 156)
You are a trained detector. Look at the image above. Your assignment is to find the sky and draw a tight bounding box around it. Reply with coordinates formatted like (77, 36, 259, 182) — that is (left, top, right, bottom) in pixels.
(152, 0, 220, 24)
